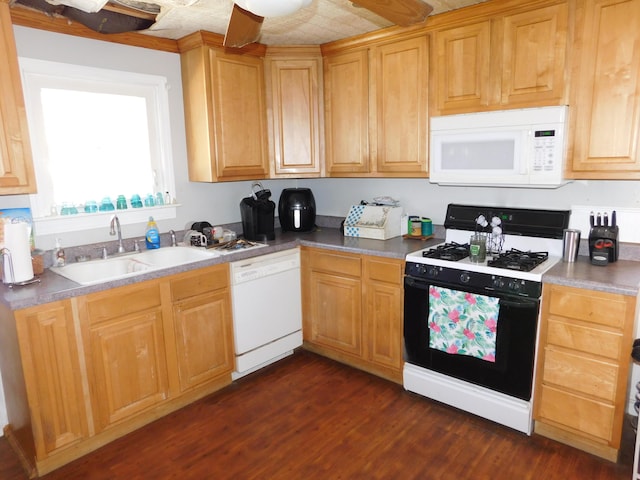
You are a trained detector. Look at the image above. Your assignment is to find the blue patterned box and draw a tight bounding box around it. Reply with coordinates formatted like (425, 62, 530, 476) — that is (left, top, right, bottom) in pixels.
(343, 205, 403, 240)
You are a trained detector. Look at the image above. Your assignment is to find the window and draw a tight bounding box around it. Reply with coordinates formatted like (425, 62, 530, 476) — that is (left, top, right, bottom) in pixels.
(20, 58, 176, 234)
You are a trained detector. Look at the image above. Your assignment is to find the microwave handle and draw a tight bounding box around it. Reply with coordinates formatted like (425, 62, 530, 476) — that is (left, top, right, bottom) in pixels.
(521, 130, 532, 175)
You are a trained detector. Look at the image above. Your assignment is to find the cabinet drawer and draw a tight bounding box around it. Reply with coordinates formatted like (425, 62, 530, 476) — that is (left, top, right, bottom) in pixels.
(308, 250, 361, 277)
(537, 384, 615, 442)
(546, 318, 623, 360)
(364, 257, 403, 285)
(542, 347, 618, 402)
(547, 285, 628, 329)
(170, 264, 229, 301)
(84, 281, 162, 324)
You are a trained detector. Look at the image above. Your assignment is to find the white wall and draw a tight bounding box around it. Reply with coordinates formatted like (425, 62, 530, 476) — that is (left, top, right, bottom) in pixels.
(295, 177, 640, 224)
(3, 25, 279, 250)
(1, 26, 640, 433)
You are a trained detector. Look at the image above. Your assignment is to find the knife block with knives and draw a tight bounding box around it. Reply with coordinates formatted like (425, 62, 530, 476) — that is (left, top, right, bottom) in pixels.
(588, 210, 619, 266)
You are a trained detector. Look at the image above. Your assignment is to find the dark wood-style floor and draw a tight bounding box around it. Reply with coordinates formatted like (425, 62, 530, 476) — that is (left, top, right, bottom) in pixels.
(0, 351, 634, 479)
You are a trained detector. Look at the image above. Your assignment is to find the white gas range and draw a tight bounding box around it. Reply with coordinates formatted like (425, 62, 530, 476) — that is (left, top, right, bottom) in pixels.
(405, 227, 564, 282)
(403, 204, 571, 434)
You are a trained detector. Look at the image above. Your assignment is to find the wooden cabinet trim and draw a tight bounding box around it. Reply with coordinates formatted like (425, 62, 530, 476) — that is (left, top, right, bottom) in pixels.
(169, 264, 229, 301)
(0, 1, 36, 194)
(307, 249, 361, 276)
(83, 281, 163, 325)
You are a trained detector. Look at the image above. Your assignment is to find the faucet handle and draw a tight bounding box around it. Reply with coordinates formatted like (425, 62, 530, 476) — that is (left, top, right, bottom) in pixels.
(169, 229, 177, 247)
(134, 239, 141, 252)
(98, 247, 108, 259)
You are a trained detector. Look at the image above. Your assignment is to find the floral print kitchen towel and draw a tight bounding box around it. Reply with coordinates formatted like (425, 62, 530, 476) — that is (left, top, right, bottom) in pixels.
(428, 286, 500, 363)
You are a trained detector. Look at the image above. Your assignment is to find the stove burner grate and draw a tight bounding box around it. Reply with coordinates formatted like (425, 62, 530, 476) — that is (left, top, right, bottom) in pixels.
(487, 249, 548, 272)
(422, 242, 470, 261)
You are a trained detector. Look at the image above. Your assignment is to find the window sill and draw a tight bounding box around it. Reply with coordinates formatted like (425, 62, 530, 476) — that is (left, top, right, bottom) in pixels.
(34, 204, 179, 236)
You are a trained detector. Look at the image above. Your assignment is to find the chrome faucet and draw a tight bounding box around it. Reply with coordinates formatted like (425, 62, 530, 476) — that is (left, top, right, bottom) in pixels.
(109, 215, 126, 254)
(169, 229, 177, 247)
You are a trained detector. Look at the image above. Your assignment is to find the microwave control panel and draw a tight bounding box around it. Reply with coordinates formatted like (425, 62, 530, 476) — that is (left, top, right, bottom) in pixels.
(533, 129, 557, 172)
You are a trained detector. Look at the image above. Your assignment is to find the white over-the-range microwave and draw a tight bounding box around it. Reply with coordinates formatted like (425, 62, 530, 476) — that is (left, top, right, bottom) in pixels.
(429, 105, 570, 188)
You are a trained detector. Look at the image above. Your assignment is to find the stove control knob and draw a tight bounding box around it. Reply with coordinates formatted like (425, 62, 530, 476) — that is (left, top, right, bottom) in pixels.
(426, 266, 439, 277)
(459, 272, 471, 284)
(493, 277, 506, 289)
(508, 280, 521, 292)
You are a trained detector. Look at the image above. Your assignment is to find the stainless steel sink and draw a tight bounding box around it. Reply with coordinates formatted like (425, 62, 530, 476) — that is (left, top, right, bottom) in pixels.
(51, 246, 220, 285)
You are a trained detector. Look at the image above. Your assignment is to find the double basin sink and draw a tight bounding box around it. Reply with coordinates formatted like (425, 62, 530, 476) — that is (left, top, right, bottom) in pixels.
(52, 246, 223, 286)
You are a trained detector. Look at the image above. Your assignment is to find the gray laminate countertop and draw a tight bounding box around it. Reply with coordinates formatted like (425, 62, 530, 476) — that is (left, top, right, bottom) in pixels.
(0, 227, 441, 311)
(2, 226, 639, 311)
(542, 256, 640, 296)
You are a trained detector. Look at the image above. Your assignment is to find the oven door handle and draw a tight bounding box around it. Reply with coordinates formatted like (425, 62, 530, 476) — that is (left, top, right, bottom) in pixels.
(405, 277, 430, 290)
(499, 297, 539, 308)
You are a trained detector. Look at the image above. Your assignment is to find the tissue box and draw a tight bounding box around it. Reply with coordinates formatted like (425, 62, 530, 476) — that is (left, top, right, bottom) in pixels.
(344, 205, 403, 240)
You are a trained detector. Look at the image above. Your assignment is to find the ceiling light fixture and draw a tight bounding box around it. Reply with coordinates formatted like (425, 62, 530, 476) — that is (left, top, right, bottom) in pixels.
(234, 0, 312, 17)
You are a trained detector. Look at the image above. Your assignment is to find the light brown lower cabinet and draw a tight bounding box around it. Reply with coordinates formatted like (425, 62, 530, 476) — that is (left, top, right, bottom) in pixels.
(301, 246, 404, 383)
(0, 264, 234, 477)
(533, 283, 635, 462)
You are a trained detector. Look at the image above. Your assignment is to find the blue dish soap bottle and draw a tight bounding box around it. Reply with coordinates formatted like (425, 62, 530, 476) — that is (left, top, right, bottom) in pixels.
(145, 216, 161, 249)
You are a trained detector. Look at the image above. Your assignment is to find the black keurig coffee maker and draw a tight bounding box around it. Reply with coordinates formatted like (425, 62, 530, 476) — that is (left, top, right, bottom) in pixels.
(240, 182, 275, 241)
(588, 210, 619, 266)
(278, 188, 316, 232)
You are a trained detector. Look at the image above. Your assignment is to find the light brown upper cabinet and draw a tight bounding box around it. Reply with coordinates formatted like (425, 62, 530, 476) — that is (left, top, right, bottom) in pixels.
(264, 46, 324, 178)
(431, 2, 568, 115)
(178, 33, 269, 182)
(322, 34, 429, 178)
(567, 0, 640, 179)
(0, 0, 36, 194)
(323, 48, 370, 176)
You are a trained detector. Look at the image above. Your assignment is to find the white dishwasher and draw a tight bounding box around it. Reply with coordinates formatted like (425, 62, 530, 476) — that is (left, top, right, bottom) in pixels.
(230, 249, 302, 379)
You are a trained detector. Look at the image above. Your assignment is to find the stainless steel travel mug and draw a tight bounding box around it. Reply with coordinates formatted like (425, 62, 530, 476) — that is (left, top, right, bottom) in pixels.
(562, 229, 581, 262)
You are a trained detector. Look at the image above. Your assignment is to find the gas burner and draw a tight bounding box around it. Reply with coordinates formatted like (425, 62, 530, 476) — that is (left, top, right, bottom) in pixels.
(487, 249, 549, 272)
(422, 242, 470, 261)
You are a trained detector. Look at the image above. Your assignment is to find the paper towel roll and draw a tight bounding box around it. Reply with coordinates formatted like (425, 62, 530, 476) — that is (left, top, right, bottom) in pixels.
(2, 222, 34, 284)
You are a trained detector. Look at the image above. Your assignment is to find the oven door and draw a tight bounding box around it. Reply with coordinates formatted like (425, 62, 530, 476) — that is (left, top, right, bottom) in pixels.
(403, 275, 540, 400)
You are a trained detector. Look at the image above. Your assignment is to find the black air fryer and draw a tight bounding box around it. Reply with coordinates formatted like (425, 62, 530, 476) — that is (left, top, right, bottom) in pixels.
(278, 188, 316, 232)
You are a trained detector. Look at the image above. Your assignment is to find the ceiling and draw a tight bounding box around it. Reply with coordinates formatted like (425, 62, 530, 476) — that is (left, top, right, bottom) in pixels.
(124, 0, 488, 45)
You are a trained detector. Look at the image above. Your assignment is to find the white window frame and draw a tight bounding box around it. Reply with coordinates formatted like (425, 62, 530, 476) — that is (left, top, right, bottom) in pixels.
(19, 57, 177, 235)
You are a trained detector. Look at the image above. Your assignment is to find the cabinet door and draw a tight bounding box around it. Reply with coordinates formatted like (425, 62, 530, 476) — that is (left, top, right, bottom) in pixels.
(88, 309, 169, 431)
(371, 36, 429, 176)
(433, 20, 491, 114)
(266, 50, 323, 177)
(210, 50, 269, 180)
(569, 0, 640, 178)
(306, 270, 362, 356)
(0, 1, 36, 194)
(501, 3, 568, 106)
(173, 291, 234, 391)
(80, 282, 168, 432)
(324, 49, 370, 175)
(363, 257, 403, 372)
(15, 300, 88, 457)
(303, 249, 363, 356)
